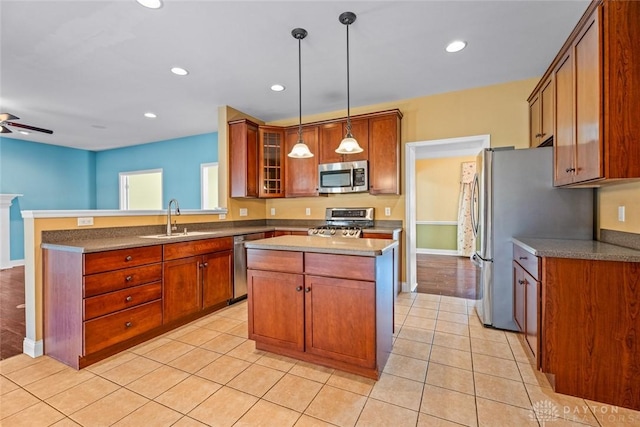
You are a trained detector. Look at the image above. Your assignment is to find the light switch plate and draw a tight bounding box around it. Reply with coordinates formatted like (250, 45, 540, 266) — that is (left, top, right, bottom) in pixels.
(305, 208, 311, 216)
(385, 207, 391, 216)
(239, 208, 248, 217)
(618, 206, 625, 222)
(219, 213, 226, 220)
(77, 217, 94, 226)
(270, 208, 276, 216)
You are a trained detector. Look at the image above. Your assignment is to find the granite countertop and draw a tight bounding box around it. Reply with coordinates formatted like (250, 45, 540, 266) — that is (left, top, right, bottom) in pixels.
(245, 235, 398, 257)
(513, 237, 640, 262)
(41, 225, 401, 254)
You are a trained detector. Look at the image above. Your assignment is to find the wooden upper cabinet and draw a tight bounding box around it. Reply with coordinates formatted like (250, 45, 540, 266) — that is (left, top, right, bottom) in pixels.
(529, 77, 554, 147)
(319, 118, 369, 164)
(543, 1, 640, 186)
(369, 111, 401, 195)
(258, 126, 285, 198)
(229, 119, 259, 198)
(285, 126, 319, 197)
(528, 93, 541, 148)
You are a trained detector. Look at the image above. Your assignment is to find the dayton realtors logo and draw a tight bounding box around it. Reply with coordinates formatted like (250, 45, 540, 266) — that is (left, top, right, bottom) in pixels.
(530, 400, 637, 425)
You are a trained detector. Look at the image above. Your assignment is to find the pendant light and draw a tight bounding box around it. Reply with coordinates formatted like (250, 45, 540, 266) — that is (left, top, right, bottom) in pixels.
(335, 11, 363, 155)
(288, 28, 314, 158)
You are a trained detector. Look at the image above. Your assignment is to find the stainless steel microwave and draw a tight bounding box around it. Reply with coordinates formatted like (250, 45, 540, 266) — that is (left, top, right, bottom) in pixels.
(318, 160, 368, 194)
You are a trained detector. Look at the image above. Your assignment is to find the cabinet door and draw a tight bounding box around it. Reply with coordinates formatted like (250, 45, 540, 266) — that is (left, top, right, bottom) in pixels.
(524, 269, 539, 360)
(318, 122, 344, 164)
(513, 262, 526, 333)
(229, 120, 259, 198)
(554, 52, 575, 186)
(247, 269, 304, 351)
(259, 126, 285, 198)
(540, 77, 554, 145)
(529, 94, 541, 148)
(304, 275, 376, 368)
(163, 256, 202, 324)
(574, 13, 602, 183)
(202, 250, 233, 309)
(285, 126, 319, 197)
(369, 113, 400, 195)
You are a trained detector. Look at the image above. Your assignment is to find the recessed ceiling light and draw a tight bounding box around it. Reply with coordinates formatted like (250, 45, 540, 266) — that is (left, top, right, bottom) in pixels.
(19, 130, 30, 135)
(136, 0, 162, 9)
(144, 112, 157, 118)
(271, 84, 285, 92)
(171, 67, 189, 76)
(446, 40, 467, 53)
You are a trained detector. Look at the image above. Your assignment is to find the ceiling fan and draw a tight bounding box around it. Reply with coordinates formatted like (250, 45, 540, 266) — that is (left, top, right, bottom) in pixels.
(0, 113, 53, 135)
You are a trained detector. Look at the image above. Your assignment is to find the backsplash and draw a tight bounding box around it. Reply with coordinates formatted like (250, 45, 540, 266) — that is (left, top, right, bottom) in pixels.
(600, 229, 640, 251)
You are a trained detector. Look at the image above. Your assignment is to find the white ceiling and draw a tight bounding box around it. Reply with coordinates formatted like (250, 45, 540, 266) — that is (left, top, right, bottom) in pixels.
(0, 0, 590, 151)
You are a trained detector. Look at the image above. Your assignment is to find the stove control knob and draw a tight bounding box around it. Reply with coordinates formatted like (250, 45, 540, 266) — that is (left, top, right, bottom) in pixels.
(311, 229, 318, 234)
(330, 229, 336, 235)
(342, 229, 349, 236)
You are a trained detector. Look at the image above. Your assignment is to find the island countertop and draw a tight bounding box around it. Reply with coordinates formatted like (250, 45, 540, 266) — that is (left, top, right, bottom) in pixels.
(245, 235, 398, 257)
(513, 237, 640, 262)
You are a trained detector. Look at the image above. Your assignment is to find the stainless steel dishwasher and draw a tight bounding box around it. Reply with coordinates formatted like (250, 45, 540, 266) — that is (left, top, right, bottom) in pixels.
(232, 232, 266, 303)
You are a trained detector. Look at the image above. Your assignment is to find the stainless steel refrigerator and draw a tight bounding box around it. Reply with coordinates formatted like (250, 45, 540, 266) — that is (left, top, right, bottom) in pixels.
(470, 146, 593, 331)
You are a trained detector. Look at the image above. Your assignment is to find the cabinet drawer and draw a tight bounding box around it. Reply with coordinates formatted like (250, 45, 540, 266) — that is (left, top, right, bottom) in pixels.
(513, 244, 539, 280)
(247, 249, 303, 273)
(84, 282, 162, 320)
(164, 237, 234, 260)
(83, 263, 162, 297)
(305, 253, 375, 281)
(84, 300, 162, 355)
(84, 246, 162, 275)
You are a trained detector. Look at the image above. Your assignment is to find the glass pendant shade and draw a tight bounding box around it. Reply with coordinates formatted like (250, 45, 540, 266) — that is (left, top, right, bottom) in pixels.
(336, 133, 363, 154)
(289, 141, 314, 158)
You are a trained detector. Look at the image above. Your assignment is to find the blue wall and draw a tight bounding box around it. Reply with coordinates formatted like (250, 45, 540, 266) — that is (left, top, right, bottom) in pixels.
(96, 133, 218, 209)
(0, 137, 97, 260)
(0, 132, 218, 262)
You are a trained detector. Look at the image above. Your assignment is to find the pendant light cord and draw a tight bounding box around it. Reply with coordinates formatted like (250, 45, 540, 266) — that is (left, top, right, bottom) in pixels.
(345, 22, 352, 136)
(298, 37, 303, 143)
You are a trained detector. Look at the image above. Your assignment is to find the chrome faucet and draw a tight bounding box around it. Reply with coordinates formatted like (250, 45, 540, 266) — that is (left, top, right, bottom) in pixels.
(166, 199, 181, 236)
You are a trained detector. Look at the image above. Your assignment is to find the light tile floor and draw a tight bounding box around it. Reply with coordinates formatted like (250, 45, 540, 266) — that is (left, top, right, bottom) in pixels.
(1, 293, 639, 426)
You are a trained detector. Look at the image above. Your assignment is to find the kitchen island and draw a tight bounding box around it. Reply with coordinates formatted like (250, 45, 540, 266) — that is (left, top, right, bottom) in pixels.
(245, 235, 398, 379)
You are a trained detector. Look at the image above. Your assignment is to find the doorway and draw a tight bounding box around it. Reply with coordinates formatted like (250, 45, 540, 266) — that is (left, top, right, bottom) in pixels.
(405, 135, 490, 294)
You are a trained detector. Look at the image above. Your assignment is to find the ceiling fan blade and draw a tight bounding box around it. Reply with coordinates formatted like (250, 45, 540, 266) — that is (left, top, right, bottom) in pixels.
(6, 121, 53, 134)
(0, 113, 20, 121)
(0, 125, 13, 133)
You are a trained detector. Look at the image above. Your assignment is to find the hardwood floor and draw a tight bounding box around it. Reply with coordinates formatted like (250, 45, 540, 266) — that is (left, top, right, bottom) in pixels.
(0, 266, 25, 360)
(416, 254, 477, 299)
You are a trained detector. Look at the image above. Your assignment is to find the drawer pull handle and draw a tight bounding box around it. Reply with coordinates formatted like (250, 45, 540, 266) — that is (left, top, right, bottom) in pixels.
(305, 287, 311, 293)
(296, 286, 303, 292)
(125, 296, 133, 302)
(519, 256, 528, 260)
(125, 255, 133, 262)
(125, 321, 132, 328)
(125, 275, 133, 282)
(518, 279, 526, 285)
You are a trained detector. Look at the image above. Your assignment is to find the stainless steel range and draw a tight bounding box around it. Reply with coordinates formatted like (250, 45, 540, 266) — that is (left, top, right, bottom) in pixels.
(308, 207, 374, 238)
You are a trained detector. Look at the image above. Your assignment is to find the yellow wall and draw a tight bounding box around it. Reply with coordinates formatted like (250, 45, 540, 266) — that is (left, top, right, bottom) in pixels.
(598, 182, 640, 233)
(416, 156, 477, 221)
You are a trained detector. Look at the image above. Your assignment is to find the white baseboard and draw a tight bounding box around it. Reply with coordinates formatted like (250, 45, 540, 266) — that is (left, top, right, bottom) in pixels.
(416, 248, 461, 256)
(23, 338, 43, 358)
(1, 259, 25, 269)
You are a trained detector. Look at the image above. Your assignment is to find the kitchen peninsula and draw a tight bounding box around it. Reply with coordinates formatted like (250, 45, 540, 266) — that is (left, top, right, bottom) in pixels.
(245, 235, 398, 379)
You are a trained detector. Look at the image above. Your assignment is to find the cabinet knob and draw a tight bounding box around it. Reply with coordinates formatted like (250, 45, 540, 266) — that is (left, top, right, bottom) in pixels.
(125, 296, 133, 302)
(203, 262, 208, 268)
(125, 255, 133, 262)
(296, 286, 303, 292)
(535, 133, 542, 138)
(305, 287, 311, 293)
(125, 275, 133, 282)
(518, 279, 526, 285)
(518, 256, 528, 260)
(125, 321, 132, 328)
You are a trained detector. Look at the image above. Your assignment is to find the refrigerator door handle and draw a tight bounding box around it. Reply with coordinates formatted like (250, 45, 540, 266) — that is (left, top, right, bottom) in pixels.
(470, 253, 481, 268)
(471, 173, 479, 237)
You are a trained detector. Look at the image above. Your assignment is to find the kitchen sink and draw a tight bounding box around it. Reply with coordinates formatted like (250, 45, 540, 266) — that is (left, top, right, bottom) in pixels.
(139, 231, 219, 239)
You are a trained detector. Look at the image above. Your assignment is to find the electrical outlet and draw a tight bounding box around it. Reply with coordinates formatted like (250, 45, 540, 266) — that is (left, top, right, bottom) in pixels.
(270, 208, 276, 216)
(219, 213, 226, 220)
(239, 208, 248, 217)
(618, 206, 625, 222)
(77, 217, 93, 226)
(385, 207, 391, 216)
(305, 208, 311, 216)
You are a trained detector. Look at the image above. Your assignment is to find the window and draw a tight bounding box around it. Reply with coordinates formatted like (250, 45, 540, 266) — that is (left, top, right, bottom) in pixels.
(201, 163, 219, 209)
(119, 169, 163, 210)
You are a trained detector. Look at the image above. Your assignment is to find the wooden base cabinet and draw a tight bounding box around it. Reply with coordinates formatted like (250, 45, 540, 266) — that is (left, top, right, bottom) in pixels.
(247, 248, 393, 379)
(512, 244, 540, 362)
